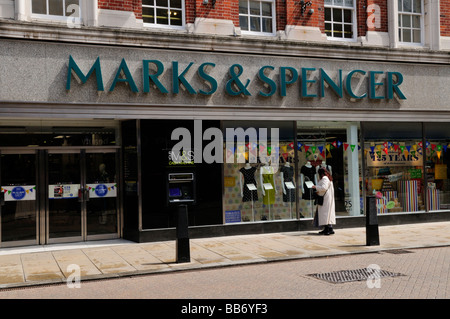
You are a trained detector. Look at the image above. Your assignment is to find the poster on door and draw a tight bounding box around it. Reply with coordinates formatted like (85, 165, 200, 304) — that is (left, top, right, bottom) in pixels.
(87, 183, 117, 198)
(48, 184, 80, 199)
(1, 185, 36, 201)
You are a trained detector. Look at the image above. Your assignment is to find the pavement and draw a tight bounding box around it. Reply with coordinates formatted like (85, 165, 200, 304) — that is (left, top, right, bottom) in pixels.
(0, 221, 449, 290)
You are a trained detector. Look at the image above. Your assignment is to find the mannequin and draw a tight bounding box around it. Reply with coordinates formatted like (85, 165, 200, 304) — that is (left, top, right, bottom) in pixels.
(300, 161, 317, 200)
(280, 162, 295, 202)
(239, 163, 258, 202)
(260, 162, 276, 205)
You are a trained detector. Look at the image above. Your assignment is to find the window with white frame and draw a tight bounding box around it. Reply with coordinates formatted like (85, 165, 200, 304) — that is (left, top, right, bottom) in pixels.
(239, 0, 275, 35)
(31, 0, 80, 20)
(142, 0, 184, 28)
(398, 0, 423, 44)
(324, 0, 356, 40)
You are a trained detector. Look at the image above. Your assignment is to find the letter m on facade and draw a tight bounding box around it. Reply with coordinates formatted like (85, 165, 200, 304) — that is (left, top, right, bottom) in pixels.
(66, 56, 104, 91)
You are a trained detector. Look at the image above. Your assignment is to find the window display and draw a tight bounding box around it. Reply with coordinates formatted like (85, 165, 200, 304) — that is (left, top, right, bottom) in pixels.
(424, 123, 450, 211)
(223, 121, 295, 223)
(296, 123, 361, 218)
(364, 140, 425, 214)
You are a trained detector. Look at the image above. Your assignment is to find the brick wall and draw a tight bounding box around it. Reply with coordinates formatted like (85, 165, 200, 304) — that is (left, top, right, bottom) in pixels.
(285, 0, 323, 29)
(98, 0, 142, 19)
(189, 0, 239, 26)
(441, 0, 450, 36)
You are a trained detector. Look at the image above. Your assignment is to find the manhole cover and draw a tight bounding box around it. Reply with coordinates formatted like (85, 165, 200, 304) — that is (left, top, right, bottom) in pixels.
(308, 268, 404, 284)
(383, 249, 414, 254)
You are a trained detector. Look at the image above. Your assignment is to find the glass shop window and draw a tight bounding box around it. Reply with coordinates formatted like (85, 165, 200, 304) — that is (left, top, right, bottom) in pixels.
(363, 122, 425, 215)
(222, 121, 295, 223)
(296, 122, 362, 219)
(424, 123, 450, 212)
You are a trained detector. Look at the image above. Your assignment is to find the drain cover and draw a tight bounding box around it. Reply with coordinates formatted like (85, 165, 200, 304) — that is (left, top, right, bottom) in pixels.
(308, 268, 404, 284)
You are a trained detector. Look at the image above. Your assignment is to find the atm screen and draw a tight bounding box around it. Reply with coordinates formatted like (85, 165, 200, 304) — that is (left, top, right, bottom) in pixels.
(169, 187, 182, 197)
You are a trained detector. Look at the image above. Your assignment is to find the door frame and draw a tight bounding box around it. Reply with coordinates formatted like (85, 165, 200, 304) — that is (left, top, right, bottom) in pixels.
(0, 148, 40, 248)
(0, 146, 121, 247)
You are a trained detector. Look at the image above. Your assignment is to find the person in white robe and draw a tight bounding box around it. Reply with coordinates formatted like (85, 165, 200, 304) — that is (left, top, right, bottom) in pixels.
(312, 167, 336, 235)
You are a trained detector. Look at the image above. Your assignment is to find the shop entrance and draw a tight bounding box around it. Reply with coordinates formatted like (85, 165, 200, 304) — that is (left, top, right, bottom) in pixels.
(0, 148, 120, 247)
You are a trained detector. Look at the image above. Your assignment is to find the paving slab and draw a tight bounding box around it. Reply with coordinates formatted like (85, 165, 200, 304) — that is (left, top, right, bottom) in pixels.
(0, 221, 449, 289)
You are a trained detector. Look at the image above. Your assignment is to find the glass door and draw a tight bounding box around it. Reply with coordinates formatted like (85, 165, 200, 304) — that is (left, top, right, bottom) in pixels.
(46, 149, 119, 243)
(0, 151, 38, 247)
(47, 150, 83, 243)
(85, 150, 119, 239)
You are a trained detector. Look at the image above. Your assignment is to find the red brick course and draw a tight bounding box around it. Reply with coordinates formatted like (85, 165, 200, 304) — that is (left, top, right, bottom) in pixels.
(97, 0, 449, 39)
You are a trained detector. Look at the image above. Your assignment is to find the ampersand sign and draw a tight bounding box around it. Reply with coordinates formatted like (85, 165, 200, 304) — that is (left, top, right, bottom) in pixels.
(226, 64, 251, 96)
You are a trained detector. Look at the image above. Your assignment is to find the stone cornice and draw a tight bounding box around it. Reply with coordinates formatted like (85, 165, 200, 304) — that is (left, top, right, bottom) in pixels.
(0, 19, 449, 64)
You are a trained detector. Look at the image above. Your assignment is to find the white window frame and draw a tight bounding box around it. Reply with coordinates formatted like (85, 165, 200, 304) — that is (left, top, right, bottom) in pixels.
(30, 0, 82, 25)
(239, 0, 276, 36)
(142, 0, 185, 30)
(324, 0, 357, 42)
(397, 0, 424, 46)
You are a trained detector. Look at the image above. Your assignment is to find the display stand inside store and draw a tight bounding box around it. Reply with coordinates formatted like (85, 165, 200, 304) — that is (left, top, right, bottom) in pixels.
(280, 162, 295, 219)
(261, 163, 276, 221)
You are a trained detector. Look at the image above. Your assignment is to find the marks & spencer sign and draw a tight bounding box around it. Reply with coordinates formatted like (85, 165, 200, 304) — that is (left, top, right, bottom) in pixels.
(66, 56, 406, 100)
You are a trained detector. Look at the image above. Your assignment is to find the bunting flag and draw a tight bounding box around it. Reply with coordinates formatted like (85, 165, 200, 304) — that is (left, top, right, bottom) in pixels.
(311, 146, 317, 154)
(297, 142, 303, 150)
(318, 146, 324, 154)
(418, 141, 423, 148)
(326, 144, 331, 152)
(350, 144, 356, 152)
(289, 142, 294, 149)
(443, 145, 448, 152)
(344, 143, 349, 151)
(259, 144, 266, 154)
(304, 145, 310, 153)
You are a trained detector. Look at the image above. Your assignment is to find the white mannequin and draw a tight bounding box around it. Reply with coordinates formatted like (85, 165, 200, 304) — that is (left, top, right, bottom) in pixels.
(239, 163, 252, 197)
(300, 161, 317, 194)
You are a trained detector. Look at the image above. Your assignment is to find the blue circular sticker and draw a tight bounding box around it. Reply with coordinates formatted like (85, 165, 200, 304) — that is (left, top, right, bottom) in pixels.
(11, 186, 26, 200)
(94, 184, 108, 197)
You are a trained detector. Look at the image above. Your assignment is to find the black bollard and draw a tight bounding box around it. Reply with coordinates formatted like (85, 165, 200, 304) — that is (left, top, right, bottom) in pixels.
(366, 195, 380, 246)
(176, 204, 190, 263)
